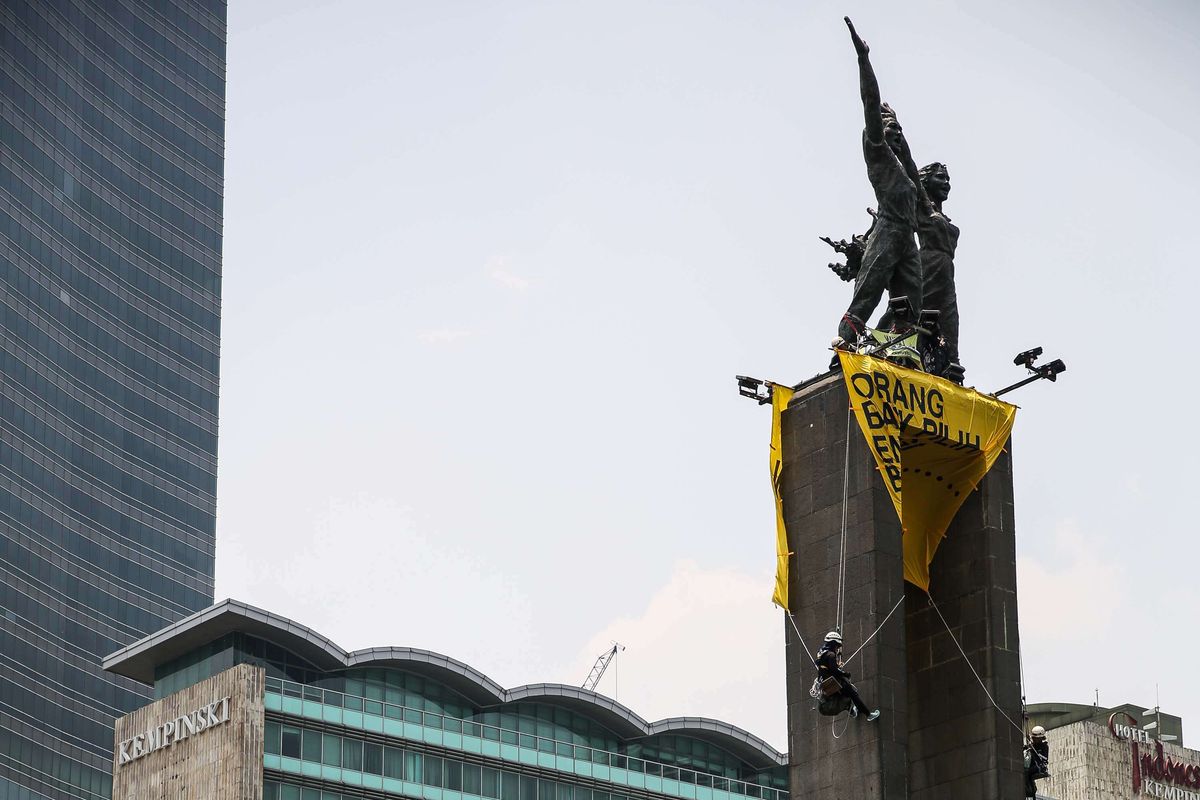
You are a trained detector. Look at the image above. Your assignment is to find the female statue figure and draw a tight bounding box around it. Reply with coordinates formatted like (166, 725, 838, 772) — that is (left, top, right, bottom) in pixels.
(912, 162, 961, 375)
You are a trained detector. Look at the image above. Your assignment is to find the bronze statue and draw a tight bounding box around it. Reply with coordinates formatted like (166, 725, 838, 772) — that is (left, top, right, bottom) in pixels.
(834, 17, 922, 346)
(829, 19, 964, 381)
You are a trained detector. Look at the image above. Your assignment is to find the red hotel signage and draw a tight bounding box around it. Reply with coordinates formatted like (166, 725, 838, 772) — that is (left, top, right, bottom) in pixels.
(1109, 711, 1200, 795)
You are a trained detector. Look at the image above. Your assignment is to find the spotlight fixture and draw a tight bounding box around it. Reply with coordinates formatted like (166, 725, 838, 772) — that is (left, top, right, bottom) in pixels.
(736, 375, 773, 405)
(993, 347, 1067, 398)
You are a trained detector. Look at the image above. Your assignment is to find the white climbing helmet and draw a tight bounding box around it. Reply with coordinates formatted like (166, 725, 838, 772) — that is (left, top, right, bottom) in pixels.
(824, 631, 843, 645)
(1031, 726, 1046, 739)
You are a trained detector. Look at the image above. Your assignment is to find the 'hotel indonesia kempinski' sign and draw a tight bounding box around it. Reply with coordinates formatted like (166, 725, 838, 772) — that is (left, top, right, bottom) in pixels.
(117, 696, 231, 765)
(1110, 712, 1200, 799)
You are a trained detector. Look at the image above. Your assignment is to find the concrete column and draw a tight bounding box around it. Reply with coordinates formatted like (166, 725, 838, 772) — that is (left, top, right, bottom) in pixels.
(781, 372, 1024, 800)
(905, 444, 1025, 799)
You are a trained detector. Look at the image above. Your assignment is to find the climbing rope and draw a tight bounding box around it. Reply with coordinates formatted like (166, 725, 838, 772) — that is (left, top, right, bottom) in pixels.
(785, 611, 817, 668)
(843, 594, 905, 666)
(834, 405, 853, 634)
(926, 592, 1027, 740)
(830, 712, 851, 739)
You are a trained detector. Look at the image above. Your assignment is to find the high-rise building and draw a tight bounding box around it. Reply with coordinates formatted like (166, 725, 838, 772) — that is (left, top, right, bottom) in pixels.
(0, 2, 225, 797)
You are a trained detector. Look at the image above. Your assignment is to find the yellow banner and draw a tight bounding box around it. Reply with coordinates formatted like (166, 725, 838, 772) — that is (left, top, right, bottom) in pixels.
(770, 384, 795, 610)
(838, 352, 1017, 590)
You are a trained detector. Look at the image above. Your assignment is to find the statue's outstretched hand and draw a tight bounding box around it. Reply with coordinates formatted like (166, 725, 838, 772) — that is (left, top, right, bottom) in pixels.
(845, 17, 869, 58)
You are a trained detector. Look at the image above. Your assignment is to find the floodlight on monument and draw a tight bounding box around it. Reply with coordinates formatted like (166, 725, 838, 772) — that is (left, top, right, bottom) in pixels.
(736, 375, 773, 405)
(993, 348, 1068, 398)
(1013, 347, 1043, 369)
(1041, 359, 1066, 380)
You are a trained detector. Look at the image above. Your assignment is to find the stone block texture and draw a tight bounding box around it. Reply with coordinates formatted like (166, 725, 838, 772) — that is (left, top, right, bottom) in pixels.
(112, 664, 265, 800)
(781, 374, 1024, 800)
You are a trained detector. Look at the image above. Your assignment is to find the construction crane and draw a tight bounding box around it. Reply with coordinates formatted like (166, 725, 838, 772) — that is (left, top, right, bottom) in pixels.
(582, 643, 625, 692)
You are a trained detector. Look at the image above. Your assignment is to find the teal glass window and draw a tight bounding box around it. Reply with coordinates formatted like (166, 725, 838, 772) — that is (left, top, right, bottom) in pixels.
(363, 742, 382, 775)
(519, 774, 535, 800)
(404, 750, 422, 782)
(482, 766, 499, 798)
(266, 721, 281, 756)
(322, 733, 341, 767)
(425, 754, 443, 787)
(342, 738, 362, 772)
(281, 725, 301, 759)
(384, 746, 404, 779)
(445, 758, 462, 790)
(301, 729, 321, 762)
(463, 762, 482, 794)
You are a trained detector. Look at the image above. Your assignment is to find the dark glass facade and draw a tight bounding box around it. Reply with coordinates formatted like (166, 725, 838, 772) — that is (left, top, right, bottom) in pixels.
(0, 1, 225, 797)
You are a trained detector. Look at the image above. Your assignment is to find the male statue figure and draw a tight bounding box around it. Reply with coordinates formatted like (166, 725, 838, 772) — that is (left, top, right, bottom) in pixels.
(836, 17, 922, 346)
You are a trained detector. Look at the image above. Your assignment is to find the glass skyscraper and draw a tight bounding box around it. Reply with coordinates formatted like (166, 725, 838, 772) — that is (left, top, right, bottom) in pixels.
(0, 1, 225, 797)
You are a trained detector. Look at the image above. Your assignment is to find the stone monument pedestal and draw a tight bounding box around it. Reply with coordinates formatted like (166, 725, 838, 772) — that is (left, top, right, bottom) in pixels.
(782, 372, 1024, 799)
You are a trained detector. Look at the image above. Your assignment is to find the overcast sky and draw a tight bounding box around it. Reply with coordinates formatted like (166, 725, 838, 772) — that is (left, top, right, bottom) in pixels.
(216, 0, 1200, 750)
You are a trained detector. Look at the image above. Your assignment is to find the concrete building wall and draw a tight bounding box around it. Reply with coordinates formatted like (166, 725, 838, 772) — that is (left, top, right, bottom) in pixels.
(112, 664, 264, 800)
(1041, 720, 1200, 800)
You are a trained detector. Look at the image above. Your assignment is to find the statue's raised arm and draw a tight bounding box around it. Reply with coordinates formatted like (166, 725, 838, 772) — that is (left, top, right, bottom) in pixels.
(833, 17, 923, 349)
(845, 17, 884, 144)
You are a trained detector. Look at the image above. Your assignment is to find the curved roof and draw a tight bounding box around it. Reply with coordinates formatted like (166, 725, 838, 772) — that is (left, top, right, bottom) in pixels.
(104, 599, 785, 768)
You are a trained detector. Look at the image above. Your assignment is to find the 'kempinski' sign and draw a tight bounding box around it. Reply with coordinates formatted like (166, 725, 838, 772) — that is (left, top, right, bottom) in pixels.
(117, 696, 231, 765)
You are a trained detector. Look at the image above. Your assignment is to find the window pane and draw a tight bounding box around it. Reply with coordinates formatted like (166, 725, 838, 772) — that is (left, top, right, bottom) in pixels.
(281, 726, 301, 758)
(343, 738, 363, 772)
(513, 773, 530, 800)
(302, 729, 321, 762)
(405, 750, 423, 782)
(385, 746, 404, 779)
(363, 743, 383, 775)
(426, 754, 444, 787)
(266, 721, 281, 755)
(446, 758, 462, 790)
(482, 767, 499, 798)
(463, 763, 482, 795)
(322, 734, 341, 767)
